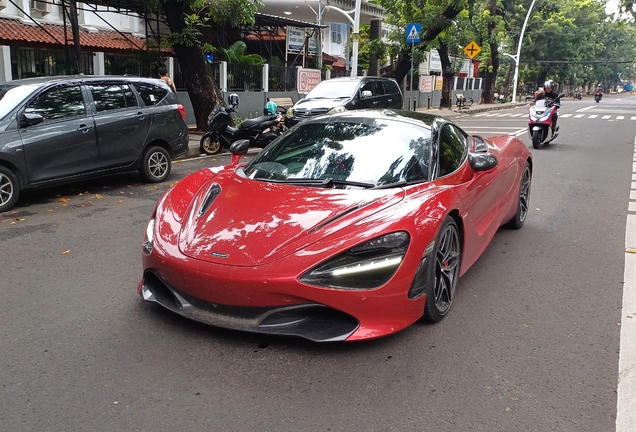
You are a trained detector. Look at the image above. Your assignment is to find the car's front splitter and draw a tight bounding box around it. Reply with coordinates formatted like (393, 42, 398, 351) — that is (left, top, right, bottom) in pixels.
(140, 271, 359, 342)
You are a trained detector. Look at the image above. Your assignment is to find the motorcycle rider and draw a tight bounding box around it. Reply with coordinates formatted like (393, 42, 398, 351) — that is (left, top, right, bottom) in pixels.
(534, 80, 561, 131)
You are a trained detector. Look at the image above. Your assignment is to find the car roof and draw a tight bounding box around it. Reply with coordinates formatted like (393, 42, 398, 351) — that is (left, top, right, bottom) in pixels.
(2, 75, 164, 86)
(323, 76, 397, 83)
(302, 109, 445, 129)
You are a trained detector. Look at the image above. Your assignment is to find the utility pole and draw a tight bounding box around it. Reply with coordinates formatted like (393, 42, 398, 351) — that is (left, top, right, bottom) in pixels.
(508, 0, 537, 103)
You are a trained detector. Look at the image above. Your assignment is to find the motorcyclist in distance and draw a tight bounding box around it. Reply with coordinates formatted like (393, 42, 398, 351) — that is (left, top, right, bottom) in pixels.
(534, 80, 561, 130)
(595, 84, 603, 95)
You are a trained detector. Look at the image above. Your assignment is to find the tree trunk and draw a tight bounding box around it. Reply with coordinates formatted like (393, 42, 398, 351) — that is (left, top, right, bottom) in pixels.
(480, 0, 499, 104)
(163, 0, 222, 131)
(437, 42, 454, 108)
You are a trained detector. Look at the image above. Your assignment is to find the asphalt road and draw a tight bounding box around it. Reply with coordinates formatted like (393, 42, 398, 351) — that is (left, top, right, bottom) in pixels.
(1, 95, 635, 431)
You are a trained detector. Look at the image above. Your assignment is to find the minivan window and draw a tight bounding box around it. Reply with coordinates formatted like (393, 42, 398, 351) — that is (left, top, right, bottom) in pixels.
(24, 85, 86, 121)
(90, 84, 128, 112)
(133, 82, 168, 106)
(374, 81, 386, 95)
(305, 81, 358, 99)
(384, 80, 400, 95)
(0, 84, 41, 120)
(360, 81, 373, 95)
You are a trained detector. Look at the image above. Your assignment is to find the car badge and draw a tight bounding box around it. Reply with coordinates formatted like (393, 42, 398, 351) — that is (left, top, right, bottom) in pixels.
(210, 251, 229, 258)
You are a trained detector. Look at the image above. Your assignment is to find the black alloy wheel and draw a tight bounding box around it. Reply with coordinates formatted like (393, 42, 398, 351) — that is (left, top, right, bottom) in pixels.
(423, 217, 462, 322)
(0, 166, 19, 213)
(506, 162, 532, 229)
(140, 146, 171, 183)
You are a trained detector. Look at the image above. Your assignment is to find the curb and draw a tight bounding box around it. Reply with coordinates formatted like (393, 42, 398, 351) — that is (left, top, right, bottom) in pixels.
(453, 102, 527, 114)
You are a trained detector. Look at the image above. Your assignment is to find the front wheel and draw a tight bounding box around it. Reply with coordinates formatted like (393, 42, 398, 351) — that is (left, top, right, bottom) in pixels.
(505, 162, 532, 229)
(423, 217, 462, 323)
(532, 129, 541, 149)
(200, 135, 222, 155)
(140, 146, 171, 183)
(0, 166, 20, 213)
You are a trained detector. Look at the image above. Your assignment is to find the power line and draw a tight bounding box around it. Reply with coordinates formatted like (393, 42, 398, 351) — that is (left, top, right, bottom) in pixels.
(519, 60, 634, 64)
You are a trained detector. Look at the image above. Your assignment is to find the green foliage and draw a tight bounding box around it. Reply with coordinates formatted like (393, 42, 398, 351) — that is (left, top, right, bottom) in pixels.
(219, 41, 264, 64)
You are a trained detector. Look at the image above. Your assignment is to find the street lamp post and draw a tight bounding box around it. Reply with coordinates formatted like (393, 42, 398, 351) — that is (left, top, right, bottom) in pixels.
(314, 0, 362, 77)
(507, 0, 537, 103)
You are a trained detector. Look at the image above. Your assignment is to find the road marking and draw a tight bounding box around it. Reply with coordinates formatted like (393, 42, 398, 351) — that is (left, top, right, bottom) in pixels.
(632, 117, 636, 121)
(603, 116, 612, 119)
(462, 126, 522, 129)
(561, 114, 573, 118)
(618, 133, 636, 431)
(496, 113, 511, 117)
(575, 105, 597, 113)
(474, 113, 489, 117)
(574, 114, 584, 118)
(512, 128, 526, 137)
(588, 114, 598, 119)
(618, 116, 626, 120)
(484, 113, 499, 117)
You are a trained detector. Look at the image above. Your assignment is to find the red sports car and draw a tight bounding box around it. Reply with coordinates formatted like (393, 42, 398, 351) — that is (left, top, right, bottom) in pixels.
(138, 110, 532, 342)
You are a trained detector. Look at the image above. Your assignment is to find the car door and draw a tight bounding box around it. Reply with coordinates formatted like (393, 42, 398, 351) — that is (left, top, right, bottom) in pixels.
(383, 79, 403, 109)
(438, 125, 501, 269)
(358, 80, 383, 109)
(19, 83, 99, 183)
(87, 81, 152, 168)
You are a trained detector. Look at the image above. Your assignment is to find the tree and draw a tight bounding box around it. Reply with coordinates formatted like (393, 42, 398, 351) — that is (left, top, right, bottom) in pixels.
(145, 0, 262, 130)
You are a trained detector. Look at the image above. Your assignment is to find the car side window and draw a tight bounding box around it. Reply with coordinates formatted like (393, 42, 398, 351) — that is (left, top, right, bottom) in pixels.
(123, 84, 138, 107)
(24, 85, 86, 121)
(438, 124, 467, 177)
(374, 81, 386, 95)
(132, 82, 168, 106)
(385, 80, 400, 95)
(360, 81, 373, 95)
(89, 84, 129, 112)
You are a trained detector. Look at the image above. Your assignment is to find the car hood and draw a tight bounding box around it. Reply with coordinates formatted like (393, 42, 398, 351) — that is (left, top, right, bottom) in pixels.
(293, 98, 348, 111)
(177, 169, 404, 267)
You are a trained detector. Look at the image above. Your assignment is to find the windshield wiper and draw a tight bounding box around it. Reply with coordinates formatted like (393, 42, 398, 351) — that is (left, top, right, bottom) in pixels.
(373, 180, 423, 189)
(268, 177, 375, 188)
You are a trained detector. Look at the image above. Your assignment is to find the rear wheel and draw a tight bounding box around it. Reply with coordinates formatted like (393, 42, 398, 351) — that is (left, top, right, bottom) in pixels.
(505, 162, 532, 229)
(200, 135, 222, 155)
(532, 129, 541, 149)
(423, 217, 462, 323)
(140, 146, 171, 183)
(0, 166, 19, 213)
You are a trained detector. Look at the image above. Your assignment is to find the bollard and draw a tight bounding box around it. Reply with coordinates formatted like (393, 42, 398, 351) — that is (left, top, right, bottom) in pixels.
(427, 95, 431, 109)
(413, 97, 417, 111)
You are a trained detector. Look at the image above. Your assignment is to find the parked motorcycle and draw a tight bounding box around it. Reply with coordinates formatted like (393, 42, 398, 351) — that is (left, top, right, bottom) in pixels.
(199, 94, 285, 155)
(594, 91, 603, 103)
(528, 93, 563, 149)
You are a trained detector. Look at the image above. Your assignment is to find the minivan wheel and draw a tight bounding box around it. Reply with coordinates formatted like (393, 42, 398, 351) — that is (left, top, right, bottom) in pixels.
(140, 146, 171, 183)
(0, 166, 20, 213)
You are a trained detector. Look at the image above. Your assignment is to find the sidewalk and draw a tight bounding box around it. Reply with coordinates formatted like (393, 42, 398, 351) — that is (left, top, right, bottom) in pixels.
(179, 102, 528, 160)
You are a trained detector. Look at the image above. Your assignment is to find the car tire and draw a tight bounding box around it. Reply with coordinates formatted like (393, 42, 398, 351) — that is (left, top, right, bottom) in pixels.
(423, 216, 462, 323)
(505, 162, 531, 229)
(200, 135, 222, 155)
(140, 146, 171, 183)
(0, 166, 20, 213)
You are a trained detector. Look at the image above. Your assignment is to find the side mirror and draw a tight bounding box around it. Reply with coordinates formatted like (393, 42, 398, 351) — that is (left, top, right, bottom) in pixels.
(19, 113, 44, 128)
(468, 152, 498, 172)
(361, 90, 372, 99)
(229, 139, 250, 166)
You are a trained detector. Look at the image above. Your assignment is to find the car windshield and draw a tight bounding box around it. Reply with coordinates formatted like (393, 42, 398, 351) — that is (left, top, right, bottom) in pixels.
(243, 117, 432, 188)
(0, 84, 40, 120)
(305, 81, 359, 99)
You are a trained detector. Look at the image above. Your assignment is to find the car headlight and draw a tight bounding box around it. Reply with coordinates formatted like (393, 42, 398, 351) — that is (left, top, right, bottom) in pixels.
(286, 107, 294, 118)
(299, 232, 410, 289)
(143, 218, 155, 254)
(327, 106, 346, 114)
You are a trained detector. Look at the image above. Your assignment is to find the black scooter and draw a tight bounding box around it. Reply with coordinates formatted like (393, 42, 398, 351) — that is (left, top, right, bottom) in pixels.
(199, 94, 285, 155)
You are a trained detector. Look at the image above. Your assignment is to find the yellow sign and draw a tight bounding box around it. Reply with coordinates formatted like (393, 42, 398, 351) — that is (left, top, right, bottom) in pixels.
(463, 41, 481, 59)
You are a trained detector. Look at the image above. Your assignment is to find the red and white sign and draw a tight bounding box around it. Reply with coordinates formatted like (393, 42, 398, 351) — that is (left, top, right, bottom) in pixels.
(297, 68, 321, 93)
(419, 75, 433, 92)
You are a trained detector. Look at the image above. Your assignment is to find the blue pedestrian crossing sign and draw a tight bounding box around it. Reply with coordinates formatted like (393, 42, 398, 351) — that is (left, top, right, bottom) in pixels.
(406, 24, 421, 43)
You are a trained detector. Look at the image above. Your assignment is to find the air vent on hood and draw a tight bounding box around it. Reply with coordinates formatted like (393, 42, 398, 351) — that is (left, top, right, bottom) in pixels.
(197, 184, 221, 218)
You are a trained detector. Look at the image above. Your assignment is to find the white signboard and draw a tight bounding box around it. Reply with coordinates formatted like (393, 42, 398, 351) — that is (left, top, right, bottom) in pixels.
(429, 49, 442, 72)
(287, 26, 306, 53)
(297, 68, 321, 93)
(419, 75, 433, 92)
(419, 54, 429, 76)
(308, 35, 317, 55)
